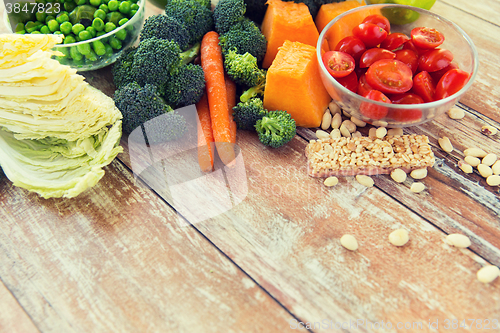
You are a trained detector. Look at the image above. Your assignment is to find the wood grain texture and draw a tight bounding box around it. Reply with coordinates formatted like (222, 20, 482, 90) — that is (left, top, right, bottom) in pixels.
(0, 279, 39, 333)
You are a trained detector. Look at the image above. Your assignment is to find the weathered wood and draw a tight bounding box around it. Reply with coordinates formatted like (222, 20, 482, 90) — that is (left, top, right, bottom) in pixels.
(0, 279, 39, 333)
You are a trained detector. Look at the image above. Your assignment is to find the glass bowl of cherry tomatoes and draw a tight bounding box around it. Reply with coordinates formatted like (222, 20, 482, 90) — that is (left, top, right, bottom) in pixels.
(316, 3, 478, 127)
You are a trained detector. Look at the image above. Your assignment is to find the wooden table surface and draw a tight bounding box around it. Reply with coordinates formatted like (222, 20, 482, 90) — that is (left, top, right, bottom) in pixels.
(1, 0, 500, 332)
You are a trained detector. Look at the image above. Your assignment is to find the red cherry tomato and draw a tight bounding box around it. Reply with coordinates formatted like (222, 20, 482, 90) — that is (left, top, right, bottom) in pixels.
(380, 33, 410, 51)
(390, 93, 424, 104)
(358, 73, 374, 97)
(336, 71, 358, 93)
(387, 108, 423, 122)
(360, 90, 391, 120)
(430, 62, 459, 82)
(418, 49, 453, 73)
(362, 14, 390, 34)
(365, 59, 413, 94)
(322, 51, 355, 78)
(402, 40, 425, 56)
(352, 23, 388, 48)
(411, 27, 444, 49)
(434, 68, 470, 100)
(412, 71, 435, 103)
(359, 48, 396, 68)
(334, 36, 366, 63)
(395, 49, 418, 74)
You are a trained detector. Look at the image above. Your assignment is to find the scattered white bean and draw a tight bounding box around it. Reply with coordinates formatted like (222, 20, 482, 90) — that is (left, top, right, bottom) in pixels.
(482, 153, 497, 167)
(387, 128, 403, 136)
(351, 131, 362, 138)
(375, 127, 387, 139)
(464, 148, 487, 158)
(316, 129, 330, 139)
(458, 161, 473, 174)
(356, 175, 374, 187)
(410, 182, 425, 193)
(438, 136, 453, 153)
(391, 168, 407, 183)
(321, 111, 332, 130)
(446, 233, 471, 248)
(477, 266, 500, 284)
(331, 113, 342, 129)
(410, 168, 427, 180)
(373, 120, 388, 127)
(481, 125, 498, 136)
(329, 101, 341, 115)
(447, 107, 465, 119)
(342, 120, 357, 133)
(351, 116, 366, 127)
(492, 160, 500, 175)
(330, 129, 341, 139)
(477, 164, 493, 178)
(388, 229, 409, 246)
(464, 155, 480, 167)
(340, 123, 351, 138)
(324, 176, 339, 187)
(368, 127, 377, 138)
(340, 234, 358, 251)
(486, 175, 500, 186)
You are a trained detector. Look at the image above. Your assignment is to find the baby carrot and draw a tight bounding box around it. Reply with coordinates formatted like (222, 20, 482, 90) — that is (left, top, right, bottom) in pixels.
(200, 31, 235, 165)
(196, 92, 214, 172)
(225, 74, 237, 143)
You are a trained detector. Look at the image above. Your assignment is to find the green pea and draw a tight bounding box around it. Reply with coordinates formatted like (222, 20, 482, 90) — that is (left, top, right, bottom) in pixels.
(85, 49, 98, 61)
(115, 28, 126, 40)
(78, 30, 92, 41)
(64, 1, 77, 12)
(15, 23, 25, 32)
(60, 21, 73, 35)
(72, 23, 85, 35)
(101, 0, 109, 4)
(92, 40, 106, 55)
(77, 43, 91, 55)
(16, 30, 26, 34)
(75, 0, 87, 5)
(93, 9, 106, 20)
(118, 1, 131, 14)
(86, 26, 97, 37)
(107, 0, 119, 11)
(92, 17, 105, 31)
(35, 12, 47, 24)
(90, 0, 101, 6)
(58, 47, 70, 57)
(130, 3, 138, 10)
(109, 36, 122, 49)
(40, 25, 51, 34)
(118, 18, 128, 26)
(129, 9, 136, 17)
(96, 31, 106, 37)
(31, 31, 42, 34)
(47, 19, 59, 32)
(106, 12, 123, 25)
(57, 13, 69, 24)
(98, 3, 109, 12)
(104, 21, 116, 33)
(105, 43, 114, 56)
(25, 21, 43, 33)
(45, 15, 55, 24)
(54, 31, 63, 35)
(64, 35, 76, 43)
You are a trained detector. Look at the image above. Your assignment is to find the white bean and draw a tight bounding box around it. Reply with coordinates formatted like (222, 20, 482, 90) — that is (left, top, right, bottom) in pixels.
(464, 155, 480, 167)
(388, 229, 409, 246)
(458, 161, 473, 174)
(331, 113, 342, 129)
(438, 136, 453, 153)
(464, 148, 487, 158)
(410, 168, 427, 180)
(330, 129, 341, 139)
(324, 176, 339, 187)
(482, 153, 497, 167)
(446, 234, 471, 248)
(492, 160, 500, 175)
(486, 175, 500, 186)
(447, 107, 465, 119)
(342, 120, 357, 133)
(375, 127, 387, 139)
(477, 164, 493, 178)
(391, 168, 407, 183)
(321, 111, 332, 130)
(410, 182, 425, 193)
(340, 234, 358, 251)
(351, 116, 366, 127)
(340, 123, 351, 138)
(316, 130, 330, 139)
(356, 175, 374, 187)
(477, 266, 500, 284)
(329, 101, 341, 115)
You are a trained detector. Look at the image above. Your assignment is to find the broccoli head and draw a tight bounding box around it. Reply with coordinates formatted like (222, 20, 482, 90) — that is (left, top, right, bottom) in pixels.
(224, 48, 266, 88)
(140, 14, 190, 51)
(213, 0, 246, 34)
(164, 0, 214, 45)
(111, 46, 137, 89)
(255, 110, 296, 148)
(243, 0, 267, 24)
(218, 18, 267, 63)
(232, 98, 268, 130)
(163, 63, 206, 109)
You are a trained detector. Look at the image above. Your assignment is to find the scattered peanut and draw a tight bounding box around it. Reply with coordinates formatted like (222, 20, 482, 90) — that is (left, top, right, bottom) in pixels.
(458, 161, 473, 174)
(340, 234, 359, 251)
(331, 113, 342, 129)
(324, 176, 339, 187)
(316, 129, 330, 139)
(351, 116, 366, 127)
(492, 160, 500, 175)
(330, 128, 341, 139)
(477, 164, 493, 178)
(329, 101, 341, 115)
(375, 127, 387, 139)
(477, 266, 500, 284)
(351, 131, 362, 138)
(447, 107, 465, 119)
(342, 120, 357, 133)
(410, 168, 427, 179)
(356, 175, 374, 187)
(482, 153, 497, 167)
(391, 168, 407, 183)
(481, 125, 498, 136)
(486, 175, 500, 186)
(464, 155, 480, 167)
(321, 111, 332, 130)
(464, 148, 487, 158)
(438, 136, 453, 153)
(368, 127, 377, 138)
(387, 128, 403, 136)
(410, 182, 425, 193)
(446, 234, 471, 248)
(343, 109, 351, 118)
(373, 120, 388, 127)
(340, 123, 351, 138)
(388, 229, 409, 246)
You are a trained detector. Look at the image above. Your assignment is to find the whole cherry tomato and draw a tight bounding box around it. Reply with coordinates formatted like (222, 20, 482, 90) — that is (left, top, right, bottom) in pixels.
(395, 49, 418, 74)
(380, 32, 410, 51)
(358, 73, 374, 97)
(352, 23, 388, 48)
(411, 27, 444, 49)
(334, 36, 366, 63)
(360, 90, 391, 120)
(412, 71, 435, 102)
(430, 62, 459, 82)
(402, 40, 424, 56)
(418, 48, 453, 72)
(362, 14, 390, 34)
(434, 68, 470, 100)
(365, 59, 413, 94)
(336, 71, 358, 93)
(322, 51, 355, 78)
(359, 48, 396, 68)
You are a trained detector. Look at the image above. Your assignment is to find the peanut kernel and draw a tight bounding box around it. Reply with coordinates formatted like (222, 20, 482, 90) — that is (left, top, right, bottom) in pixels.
(482, 153, 497, 167)
(351, 116, 366, 127)
(477, 266, 500, 284)
(329, 101, 341, 115)
(391, 168, 407, 183)
(321, 111, 332, 130)
(316, 130, 330, 139)
(410, 182, 425, 193)
(324, 176, 339, 187)
(464, 155, 480, 167)
(376, 127, 387, 139)
(438, 136, 453, 153)
(387, 128, 403, 136)
(331, 113, 342, 129)
(340, 234, 358, 251)
(446, 234, 471, 248)
(447, 107, 465, 119)
(477, 164, 493, 178)
(389, 229, 409, 246)
(464, 148, 487, 158)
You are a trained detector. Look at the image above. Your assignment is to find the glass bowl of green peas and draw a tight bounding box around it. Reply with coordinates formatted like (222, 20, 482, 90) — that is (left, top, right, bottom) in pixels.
(5, 0, 145, 71)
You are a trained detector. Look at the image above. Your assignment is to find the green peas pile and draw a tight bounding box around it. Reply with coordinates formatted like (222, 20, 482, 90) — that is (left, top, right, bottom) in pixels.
(14, 0, 141, 67)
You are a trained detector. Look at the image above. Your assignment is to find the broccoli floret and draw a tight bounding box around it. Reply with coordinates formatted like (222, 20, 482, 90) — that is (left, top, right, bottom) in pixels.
(164, 0, 214, 45)
(163, 63, 206, 109)
(255, 110, 296, 148)
(112, 46, 137, 89)
(224, 49, 266, 88)
(219, 19, 267, 63)
(140, 14, 190, 50)
(243, 0, 267, 24)
(283, 0, 319, 18)
(213, 0, 246, 34)
(232, 98, 268, 130)
(240, 73, 266, 102)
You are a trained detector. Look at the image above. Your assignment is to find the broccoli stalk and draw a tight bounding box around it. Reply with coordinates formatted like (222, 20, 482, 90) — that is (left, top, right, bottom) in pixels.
(180, 42, 201, 66)
(232, 98, 267, 130)
(224, 49, 266, 88)
(240, 74, 266, 102)
(255, 111, 296, 148)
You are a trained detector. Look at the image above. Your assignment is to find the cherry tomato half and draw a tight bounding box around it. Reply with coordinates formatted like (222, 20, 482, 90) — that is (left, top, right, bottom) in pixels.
(412, 71, 435, 103)
(395, 49, 418, 74)
(435, 68, 470, 100)
(336, 71, 358, 93)
(362, 14, 390, 34)
(365, 59, 413, 94)
(390, 93, 424, 104)
(411, 27, 444, 49)
(352, 23, 388, 48)
(358, 73, 374, 97)
(359, 48, 396, 68)
(322, 51, 355, 78)
(402, 40, 424, 56)
(380, 32, 410, 51)
(430, 62, 459, 82)
(388, 94, 423, 122)
(334, 36, 366, 63)
(360, 90, 391, 120)
(418, 48, 453, 73)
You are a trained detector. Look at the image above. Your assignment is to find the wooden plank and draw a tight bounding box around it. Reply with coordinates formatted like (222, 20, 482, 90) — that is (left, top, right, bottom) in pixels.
(0, 162, 298, 333)
(439, 0, 500, 26)
(0, 279, 39, 333)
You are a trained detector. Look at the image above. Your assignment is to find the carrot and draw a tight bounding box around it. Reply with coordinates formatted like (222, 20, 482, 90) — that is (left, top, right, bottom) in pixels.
(200, 31, 235, 165)
(225, 74, 237, 143)
(196, 92, 214, 172)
